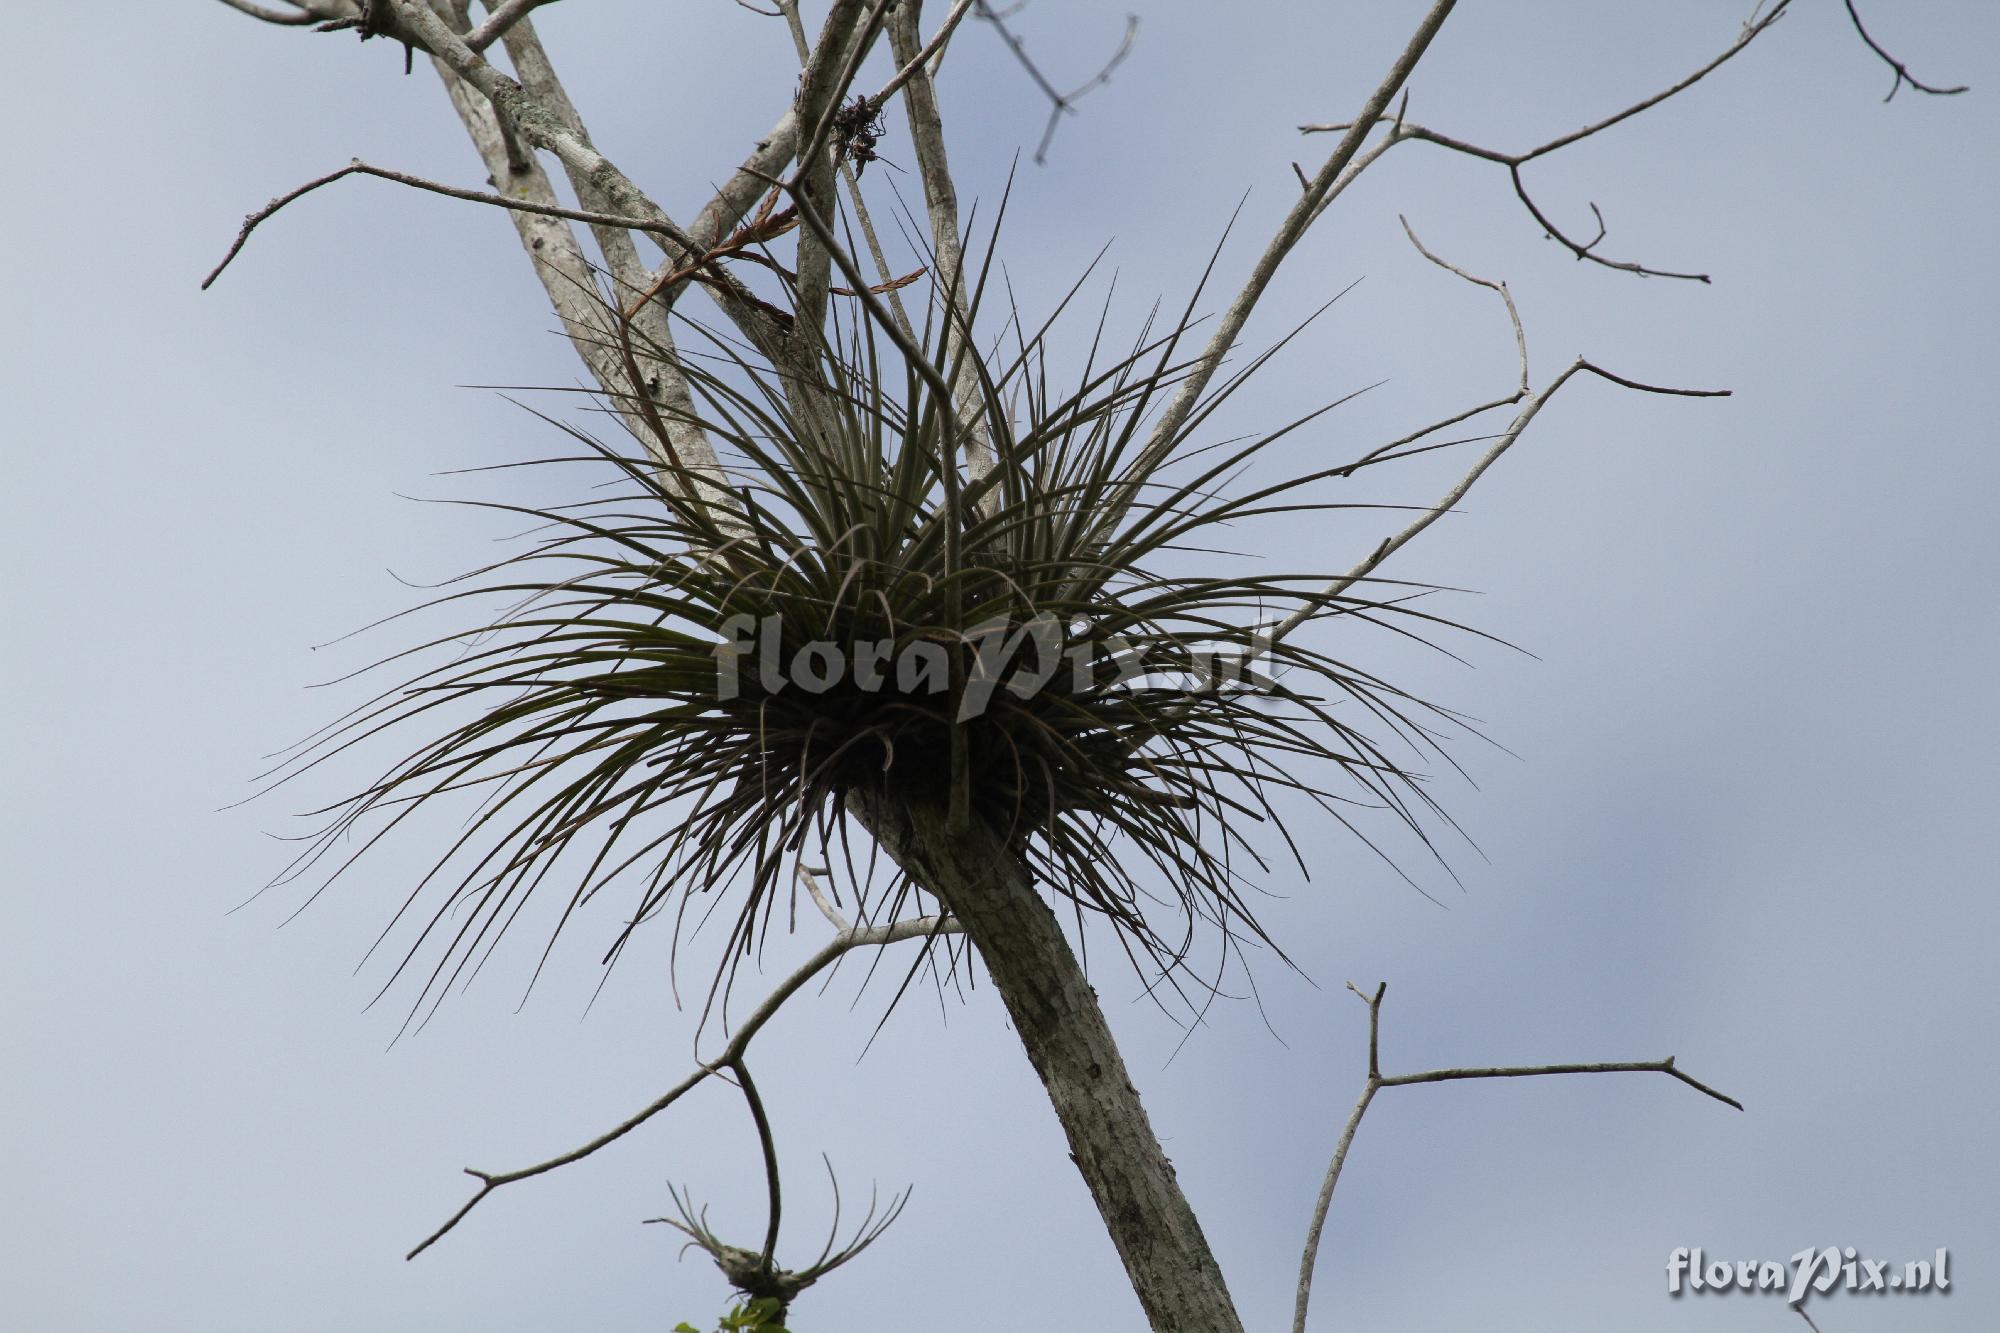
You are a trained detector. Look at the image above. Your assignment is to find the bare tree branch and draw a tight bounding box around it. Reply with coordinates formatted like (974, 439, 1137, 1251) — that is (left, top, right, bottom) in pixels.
(213, 0, 324, 24)
(1272, 355, 1727, 645)
(492, 10, 641, 283)
(787, 4, 852, 345)
(1246, 219, 1725, 652)
(406, 911, 958, 1260)
(1292, 1061, 1376, 1333)
(1292, 982, 1741, 1333)
(1123, 0, 1459, 497)
(464, 0, 559, 52)
(201, 158, 688, 291)
(1842, 0, 1968, 101)
(380, 5, 696, 267)
(1303, 126, 1404, 229)
(856, 793, 1249, 1333)
(786, 0, 975, 354)
(1380, 1055, 1742, 1103)
(1302, 3, 1796, 282)
(736, 0, 901, 447)
(384, 0, 827, 429)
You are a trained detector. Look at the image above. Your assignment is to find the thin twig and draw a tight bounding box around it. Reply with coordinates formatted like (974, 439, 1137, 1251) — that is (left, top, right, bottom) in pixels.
(1841, 0, 1966, 101)
(1381, 1058, 1742, 1106)
(1269, 356, 1727, 645)
(1303, 130, 1402, 230)
(1572, 360, 1732, 398)
(1793, 1302, 1827, 1332)
(1292, 982, 1740, 1333)
(1299, 219, 1528, 487)
(406, 912, 958, 1259)
(974, 2, 1139, 163)
(1400, 215, 1527, 396)
(202, 159, 692, 289)
(1332, 395, 1521, 479)
(1292, 984, 1383, 1333)
(1303, 3, 1799, 282)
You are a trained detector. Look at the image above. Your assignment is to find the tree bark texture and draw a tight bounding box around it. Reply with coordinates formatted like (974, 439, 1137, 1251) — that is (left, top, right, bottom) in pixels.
(856, 792, 1245, 1333)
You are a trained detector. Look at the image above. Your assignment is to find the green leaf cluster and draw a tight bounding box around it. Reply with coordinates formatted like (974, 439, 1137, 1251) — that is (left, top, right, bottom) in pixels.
(675, 1296, 790, 1333)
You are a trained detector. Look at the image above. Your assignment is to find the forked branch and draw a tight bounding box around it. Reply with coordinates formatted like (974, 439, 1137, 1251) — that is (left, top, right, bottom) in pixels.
(1311, 217, 1528, 483)
(1300, 0, 1965, 279)
(1840, 0, 1967, 101)
(1302, 2, 1793, 282)
(1292, 982, 1741, 1333)
(1267, 222, 1726, 647)
(973, 1, 1139, 163)
(1288, 356, 1727, 632)
(406, 911, 958, 1260)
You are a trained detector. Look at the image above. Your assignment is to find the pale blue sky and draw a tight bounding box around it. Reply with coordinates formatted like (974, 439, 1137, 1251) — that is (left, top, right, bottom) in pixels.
(3, 3, 1995, 1330)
